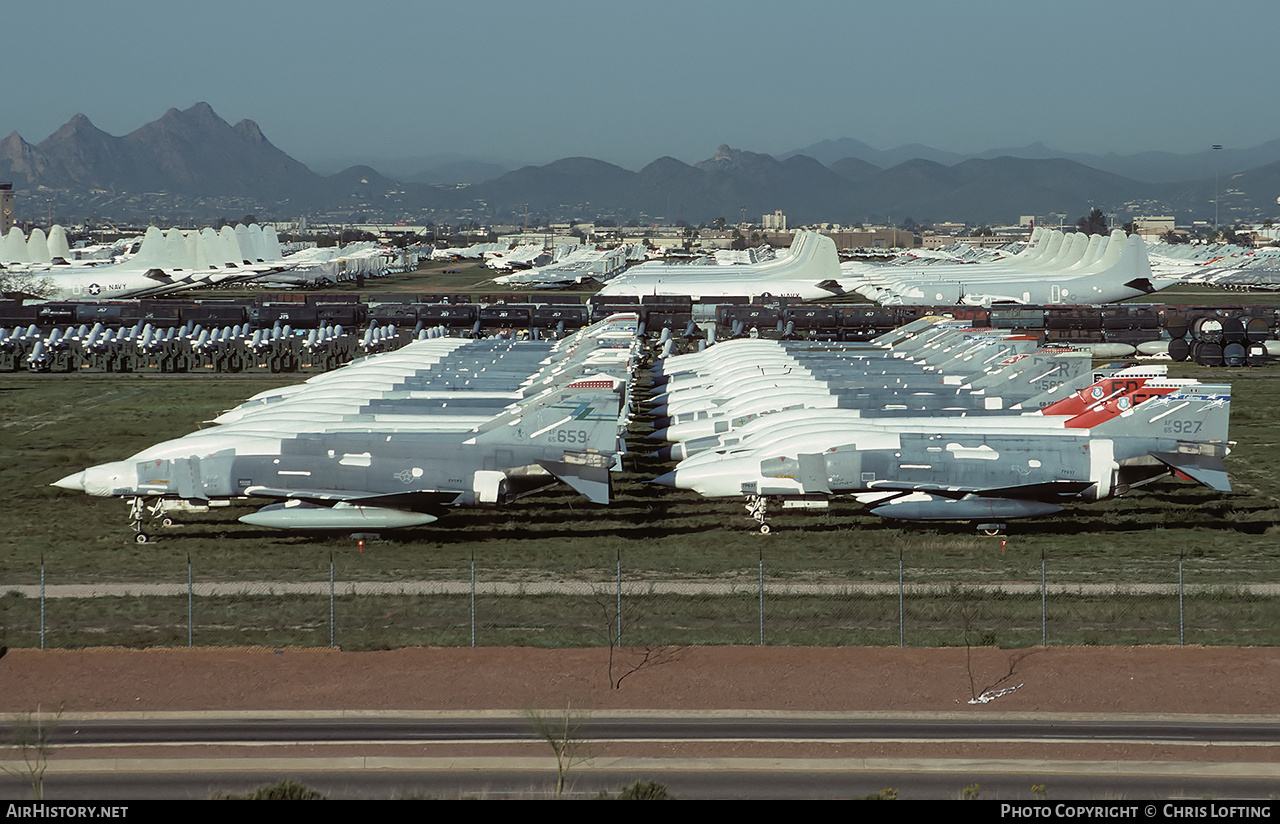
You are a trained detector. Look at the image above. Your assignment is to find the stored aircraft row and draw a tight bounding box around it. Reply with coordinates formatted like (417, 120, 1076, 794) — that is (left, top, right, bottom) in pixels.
(52, 314, 1234, 538)
(644, 319, 1232, 532)
(592, 227, 1170, 308)
(4, 223, 298, 301)
(844, 227, 1171, 306)
(596, 231, 847, 301)
(54, 314, 640, 540)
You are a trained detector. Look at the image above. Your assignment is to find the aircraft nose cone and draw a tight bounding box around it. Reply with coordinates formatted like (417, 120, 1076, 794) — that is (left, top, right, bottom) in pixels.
(644, 428, 671, 442)
(648, 471, 679, 488)
(52, 471, 86, 491)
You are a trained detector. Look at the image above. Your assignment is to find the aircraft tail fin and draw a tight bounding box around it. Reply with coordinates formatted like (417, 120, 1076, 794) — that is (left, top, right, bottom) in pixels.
(869, 317, 955, 349)
(1014, 355, 1135, 410)
(780, 232, 842, 284)
(1038, 368, 1163, 418)
(1102, 231, 1156, 296)
(970, 350, 1092, 401)
(468, 375, 625, 456)
(1088, 383, 1231, 445)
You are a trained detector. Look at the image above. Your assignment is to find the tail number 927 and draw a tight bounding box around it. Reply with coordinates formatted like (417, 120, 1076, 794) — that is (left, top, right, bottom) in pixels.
(1164, 419, 1203, 435)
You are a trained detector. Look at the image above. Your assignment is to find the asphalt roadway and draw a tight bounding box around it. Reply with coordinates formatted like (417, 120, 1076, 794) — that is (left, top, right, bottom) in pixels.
(2, 712, 1277, 800)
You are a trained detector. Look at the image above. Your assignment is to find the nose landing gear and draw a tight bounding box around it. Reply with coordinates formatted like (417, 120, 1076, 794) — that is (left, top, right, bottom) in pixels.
(127, 496, 167, 544)
(745, 495, 772, 534)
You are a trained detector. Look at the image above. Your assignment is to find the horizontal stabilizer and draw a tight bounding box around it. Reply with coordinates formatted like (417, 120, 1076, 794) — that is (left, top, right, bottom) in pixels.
(1124, 277, 1156, 293)
(1149, 451, 1232, 492)
(815, 279, 844, 293)
(537, 460, 612, 504)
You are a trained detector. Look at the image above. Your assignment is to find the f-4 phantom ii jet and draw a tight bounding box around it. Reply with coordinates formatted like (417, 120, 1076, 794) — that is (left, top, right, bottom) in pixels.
(652, 381, 1233, 534)
(54, 315, 639, 541)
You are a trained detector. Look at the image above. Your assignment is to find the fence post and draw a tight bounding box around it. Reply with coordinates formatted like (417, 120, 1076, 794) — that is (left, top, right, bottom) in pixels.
(1041, 547, 1047, 648)
(1178, 550, 1185, 646)
(329, 552, 335, 649)
(470, 549, 476, 648)
(898, 548, 904, 648)
(187, 554, 193, 648)
(40, 553, 45, 651)
(758, 546, 764, 645)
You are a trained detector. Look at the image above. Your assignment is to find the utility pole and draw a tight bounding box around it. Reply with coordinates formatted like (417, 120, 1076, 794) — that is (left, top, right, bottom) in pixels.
(1213, 144, 1223, 230)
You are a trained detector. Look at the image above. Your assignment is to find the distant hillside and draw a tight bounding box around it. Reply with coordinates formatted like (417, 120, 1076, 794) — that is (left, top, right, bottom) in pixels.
(0, 103, 410, 217)
(1, 103, 325, 201)
(2, 105, 1278, 226)
(784, 136, 1280, 186)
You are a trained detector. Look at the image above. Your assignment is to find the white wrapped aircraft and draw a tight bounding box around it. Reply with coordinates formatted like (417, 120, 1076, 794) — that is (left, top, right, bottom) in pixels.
(847, 228, 1175, 306)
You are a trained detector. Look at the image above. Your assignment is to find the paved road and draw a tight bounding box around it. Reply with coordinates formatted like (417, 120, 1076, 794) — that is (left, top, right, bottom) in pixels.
(12, 712, 1280, 746)
(3, 712, 1278, 800)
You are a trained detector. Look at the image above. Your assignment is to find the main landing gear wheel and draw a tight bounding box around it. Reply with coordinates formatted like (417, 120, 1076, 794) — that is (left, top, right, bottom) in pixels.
(977, 522, 1007, 537)
(135, 532, 151, 544)
(759, 523, 772, 534)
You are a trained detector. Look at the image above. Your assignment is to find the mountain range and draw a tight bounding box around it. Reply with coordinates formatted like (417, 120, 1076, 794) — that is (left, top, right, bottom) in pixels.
(3, 103, 1277, 228)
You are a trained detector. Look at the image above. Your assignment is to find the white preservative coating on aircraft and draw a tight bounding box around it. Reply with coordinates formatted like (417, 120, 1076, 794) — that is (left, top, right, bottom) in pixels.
(3, 223, 294, 301)
(843, 227, 1174, 306)
(597, 231, 845, 301)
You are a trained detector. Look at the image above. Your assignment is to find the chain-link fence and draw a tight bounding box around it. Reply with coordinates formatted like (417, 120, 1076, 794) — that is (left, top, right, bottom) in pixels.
(2, 548, 1277, 649)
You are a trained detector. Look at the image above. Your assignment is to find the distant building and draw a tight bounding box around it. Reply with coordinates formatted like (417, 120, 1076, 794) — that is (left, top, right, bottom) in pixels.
(824, 229, 918, 249)
(762, 210, 787, 231)
(923, 234, 1023, 249)
(1133, 216, 1175, 238)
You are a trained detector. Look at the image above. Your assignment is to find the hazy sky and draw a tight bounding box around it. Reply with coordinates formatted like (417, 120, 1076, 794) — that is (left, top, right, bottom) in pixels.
(4, 0, 1278, 173)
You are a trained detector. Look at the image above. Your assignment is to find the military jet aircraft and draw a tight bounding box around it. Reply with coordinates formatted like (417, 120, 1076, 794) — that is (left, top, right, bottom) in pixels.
(651, 379, 1232, 534)
(53, 314, 640, 541)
